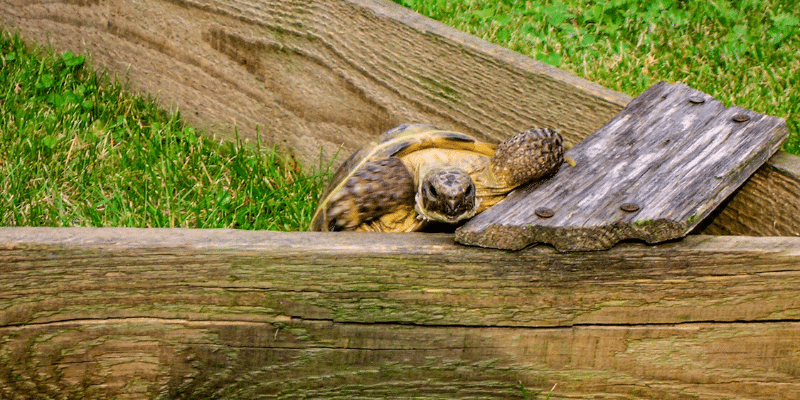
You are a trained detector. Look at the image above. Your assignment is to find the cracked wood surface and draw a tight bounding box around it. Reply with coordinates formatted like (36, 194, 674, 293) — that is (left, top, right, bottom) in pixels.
(1, 0, 799, 237)
(1, 228, 800, 399)
(457, 82, 789, 251)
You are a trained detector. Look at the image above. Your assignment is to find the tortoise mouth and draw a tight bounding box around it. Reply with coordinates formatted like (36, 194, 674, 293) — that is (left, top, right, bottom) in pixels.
(414, 192, 479, 224)
(414, 166, 479, 224)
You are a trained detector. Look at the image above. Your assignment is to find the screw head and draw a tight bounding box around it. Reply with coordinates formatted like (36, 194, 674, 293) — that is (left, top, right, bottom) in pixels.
(688, 96, 705, 104)
(620, 203, 640, 213)
(535, 207, 555, 218)
(732, 114, 750, 123)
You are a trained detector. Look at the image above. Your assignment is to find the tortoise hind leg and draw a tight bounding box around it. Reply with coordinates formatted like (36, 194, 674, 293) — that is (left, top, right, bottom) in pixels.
(325, 157, 415, 231)
(490, 128, 565, 187)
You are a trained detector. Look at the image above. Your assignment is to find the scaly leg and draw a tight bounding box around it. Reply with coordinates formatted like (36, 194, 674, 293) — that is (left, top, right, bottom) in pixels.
(325, 157, 415, 231)
(490, 127, 565, 187)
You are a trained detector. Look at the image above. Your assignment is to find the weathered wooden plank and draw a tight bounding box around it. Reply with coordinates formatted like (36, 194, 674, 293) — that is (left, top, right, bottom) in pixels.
(3, 0, 800, 238)
(2, 228, 800, 399)
(457, 82, 789, 251)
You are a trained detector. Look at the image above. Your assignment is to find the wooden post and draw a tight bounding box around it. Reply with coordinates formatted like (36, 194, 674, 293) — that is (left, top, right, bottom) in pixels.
(1, 228, 800, 398)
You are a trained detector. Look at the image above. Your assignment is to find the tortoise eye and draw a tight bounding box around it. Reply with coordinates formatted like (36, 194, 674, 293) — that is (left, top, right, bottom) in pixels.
(426, 182, 439, 201)
(464, 184, 474, 198)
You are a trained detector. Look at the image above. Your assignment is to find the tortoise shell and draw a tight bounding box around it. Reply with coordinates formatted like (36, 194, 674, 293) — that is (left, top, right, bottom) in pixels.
(310, 124, 498, 231)
(310, 124, 565, 232)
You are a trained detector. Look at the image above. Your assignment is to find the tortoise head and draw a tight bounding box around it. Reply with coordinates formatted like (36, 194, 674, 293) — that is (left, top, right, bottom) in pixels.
(414, 166, 479, 224)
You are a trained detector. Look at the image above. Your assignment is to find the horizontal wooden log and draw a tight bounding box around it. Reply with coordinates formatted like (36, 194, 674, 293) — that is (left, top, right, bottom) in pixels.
(700, 151, 800, 236)
(457, 82, 789, 251)
(2, 228, 800, 399)
(2, 0, 799, 238)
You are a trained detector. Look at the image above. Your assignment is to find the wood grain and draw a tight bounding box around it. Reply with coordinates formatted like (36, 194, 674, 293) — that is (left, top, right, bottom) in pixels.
(700, 151, 800, 236)
(2, 0, 800, 237)
(457, 82, 789, 251)
(0, 0, 625, 168)
(2, 228, 800, 398)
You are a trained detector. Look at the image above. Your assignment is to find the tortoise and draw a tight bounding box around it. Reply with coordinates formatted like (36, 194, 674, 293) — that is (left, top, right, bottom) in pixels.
(310, 123, 566, 232)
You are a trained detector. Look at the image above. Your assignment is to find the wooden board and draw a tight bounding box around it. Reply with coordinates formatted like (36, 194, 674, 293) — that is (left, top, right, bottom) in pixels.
(2, 0, 800, 238)
(2, 228, 800, 399)
(457, 82, 789, 251)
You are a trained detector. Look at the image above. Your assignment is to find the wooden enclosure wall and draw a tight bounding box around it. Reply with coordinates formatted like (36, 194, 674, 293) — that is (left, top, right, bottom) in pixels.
(1, 228, 800, 399)
(0, 0, 625, 167)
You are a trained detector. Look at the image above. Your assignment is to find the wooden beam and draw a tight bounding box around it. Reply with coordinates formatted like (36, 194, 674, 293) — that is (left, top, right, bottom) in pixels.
(700, 151, 800, 237)
(1, 0, 798, 237)
(0, 0, 624, 167)
(457, 82, 789, 251)
(2, 228, 800, 398)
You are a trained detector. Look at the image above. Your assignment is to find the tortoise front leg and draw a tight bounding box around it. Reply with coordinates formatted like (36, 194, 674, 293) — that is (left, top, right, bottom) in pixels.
(490, 127, 566, 187)
(325, 157, 415, 231)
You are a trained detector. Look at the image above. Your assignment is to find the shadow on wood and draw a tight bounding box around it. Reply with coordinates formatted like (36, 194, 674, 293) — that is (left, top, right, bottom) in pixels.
(2, 228, 800, 399)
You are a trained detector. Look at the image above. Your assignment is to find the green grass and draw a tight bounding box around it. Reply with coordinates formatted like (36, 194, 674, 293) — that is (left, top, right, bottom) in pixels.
(0, 32, 325, 230)
(1, 0, 798, 229)
(394, 0, 799, 152)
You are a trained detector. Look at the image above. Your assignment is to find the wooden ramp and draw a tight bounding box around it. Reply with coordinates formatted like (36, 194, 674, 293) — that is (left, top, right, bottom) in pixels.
(458, 82, 788, 251)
